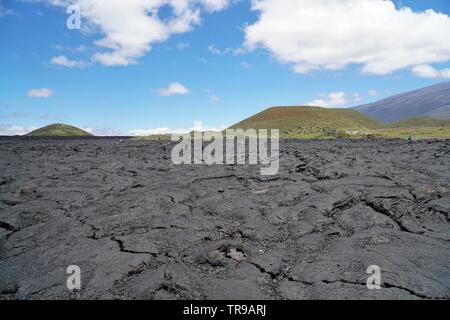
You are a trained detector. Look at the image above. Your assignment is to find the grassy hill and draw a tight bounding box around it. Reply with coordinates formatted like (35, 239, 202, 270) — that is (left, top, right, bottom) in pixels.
(230, 106, 386, 138)
(363, 116, 450, 139)
(25, 124, 93, 137)
(392, 117, 450, 128)
(229, 107, 450, 139)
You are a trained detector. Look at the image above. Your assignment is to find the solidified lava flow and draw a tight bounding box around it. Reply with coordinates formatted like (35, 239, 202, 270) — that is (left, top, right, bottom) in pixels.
(0, 137, 449, 300)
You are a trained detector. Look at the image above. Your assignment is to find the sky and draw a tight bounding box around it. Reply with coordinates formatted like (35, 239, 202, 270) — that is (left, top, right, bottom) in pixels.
(1, 0, 450, 136)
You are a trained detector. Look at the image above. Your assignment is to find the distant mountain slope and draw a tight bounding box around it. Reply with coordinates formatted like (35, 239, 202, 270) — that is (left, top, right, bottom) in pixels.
(230, 106, 384, 137)
(356, 82, 450, 123)
(26, 124, 93, 137)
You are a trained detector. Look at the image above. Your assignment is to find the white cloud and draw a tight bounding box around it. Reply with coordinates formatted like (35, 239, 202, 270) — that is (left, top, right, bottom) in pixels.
(0, 1, 17, 17)
(352, 93, 362, 103)
(0, 1, 7, 17)
(411, 64, 450, 79)
(128, 121, 227, 136)
(128, 127, 180, 136)
(75, 45, 87, 52)
(241, 61, 252, 69)
(27, 88, 54, 98)
(44, 0, 230, 66)
(200, 0, 230, 12)
(82, 127, 123, 136)
(176, 42, 190, 50)
(158, 82, 190, 96)
(208, 45, 244, 55)
(53, 45, 87, 53)
(208, 45, 222, 55)
(0, 125, 38, 136)
(244, 0, 450, 76)
(368, 90, 380, 97)
(305, 92, 362, 108)
(210, 94, 220, 103)
(50, 55, 88, 68)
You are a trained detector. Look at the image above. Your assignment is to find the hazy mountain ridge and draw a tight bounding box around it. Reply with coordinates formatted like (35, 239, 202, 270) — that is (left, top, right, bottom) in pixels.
(356, 82, 450, 123)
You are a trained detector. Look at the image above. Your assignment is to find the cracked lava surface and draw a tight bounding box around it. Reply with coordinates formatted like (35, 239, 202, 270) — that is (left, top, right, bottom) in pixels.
(0, 137, 449, 300)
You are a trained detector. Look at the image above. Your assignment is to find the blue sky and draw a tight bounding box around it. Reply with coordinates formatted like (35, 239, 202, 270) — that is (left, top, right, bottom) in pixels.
(1, 0, 450, 135)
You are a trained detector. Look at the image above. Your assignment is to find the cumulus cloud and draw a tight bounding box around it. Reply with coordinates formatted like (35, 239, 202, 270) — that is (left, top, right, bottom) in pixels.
(176, 42, 190, 50)
(82, 127, 123, 136)
(305, 92, 362, 108)
(241, 61, 252, 69)
(208, 45, 244, 55)
(200, 0, 230, 11)
(0, 1, 7, 17)
(128, 127, 182, 136)
(411, 64, 450, 79)
(368, 90, 380, 97)
(210, 94, 220, 103)
(43, 0, 230, 66)
(0, 1, 17, 17)
(0, 125, 37, 136)
(50, 55, 88, 68)
(27, 88, 54, 98)
(53, 44, 87, 53)
(128, 121, 227, 136)
(244, 0, 450, 76)
(158, 82, 190, 96)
